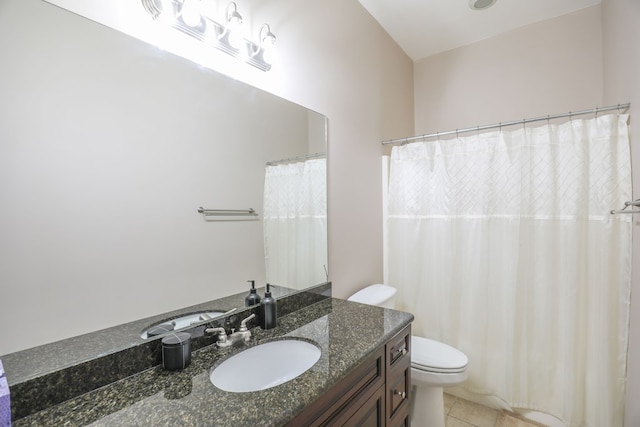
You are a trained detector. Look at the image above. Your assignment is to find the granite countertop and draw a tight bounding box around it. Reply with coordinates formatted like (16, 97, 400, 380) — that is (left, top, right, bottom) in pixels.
(13, 298, 413, 426)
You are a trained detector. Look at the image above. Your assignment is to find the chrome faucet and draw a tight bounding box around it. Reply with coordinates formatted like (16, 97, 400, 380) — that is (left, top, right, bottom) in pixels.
(205, 313, 256, 348)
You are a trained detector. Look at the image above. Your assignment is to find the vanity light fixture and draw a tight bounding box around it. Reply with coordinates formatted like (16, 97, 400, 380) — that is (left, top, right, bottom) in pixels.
(141, 0, 276, 71)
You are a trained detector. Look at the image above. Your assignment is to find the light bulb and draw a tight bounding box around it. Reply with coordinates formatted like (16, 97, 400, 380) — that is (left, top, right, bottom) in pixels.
(228, 32, 245, 50)
(227, 16, 244, 49)
(255, 25, 276, 65)
(222, 2, 245, 50)
(180, 0, 202, 27)
(261, 35, 276, 65)
(160, 0, 175, 22)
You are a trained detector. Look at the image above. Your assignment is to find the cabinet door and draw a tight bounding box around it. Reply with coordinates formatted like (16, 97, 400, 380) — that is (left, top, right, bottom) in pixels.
(388, 366, 410, 418)
(389, 411, 409, 427)
(287, 348, 384, 427)
(342, 385, 385, 427)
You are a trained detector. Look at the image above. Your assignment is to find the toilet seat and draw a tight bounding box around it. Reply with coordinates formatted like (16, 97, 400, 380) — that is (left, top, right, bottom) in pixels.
(411, 336, 468, 374)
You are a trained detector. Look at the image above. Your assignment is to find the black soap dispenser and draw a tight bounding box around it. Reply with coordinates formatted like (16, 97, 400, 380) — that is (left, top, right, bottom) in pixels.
(245, 280, 261, 307)
(259, 283, 277, 329)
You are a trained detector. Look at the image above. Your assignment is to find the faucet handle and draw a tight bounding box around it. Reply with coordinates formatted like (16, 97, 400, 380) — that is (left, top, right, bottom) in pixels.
(205, 327, 231, 348)
(232, 313, 256, 342)
(239, 313, 256, 332)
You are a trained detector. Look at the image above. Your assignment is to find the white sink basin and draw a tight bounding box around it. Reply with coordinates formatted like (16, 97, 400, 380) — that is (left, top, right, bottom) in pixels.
(210, 340, 321, 392)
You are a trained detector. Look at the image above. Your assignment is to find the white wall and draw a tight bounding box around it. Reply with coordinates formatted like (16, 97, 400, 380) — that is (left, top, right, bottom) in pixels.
(601, 1, 640, 425)
(0, 0, 414, 354)
(414, 6, 603, 134)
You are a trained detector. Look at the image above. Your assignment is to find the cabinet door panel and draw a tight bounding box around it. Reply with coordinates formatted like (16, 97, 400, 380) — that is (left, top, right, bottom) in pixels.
(342, 385, 385, 427)
(287, 348, 384, 427)
(388, 367, 409, 418)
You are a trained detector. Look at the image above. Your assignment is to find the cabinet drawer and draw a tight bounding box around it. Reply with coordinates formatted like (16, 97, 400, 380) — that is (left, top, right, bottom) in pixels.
(386, 326, 410, 369)
(287, 348, 384, 427)
(333, 384, 385, 426)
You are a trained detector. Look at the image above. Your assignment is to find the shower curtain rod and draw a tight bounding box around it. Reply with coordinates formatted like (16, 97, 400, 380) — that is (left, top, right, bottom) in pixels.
(266, 152, 325, 166)
(382, 102, 631, 146)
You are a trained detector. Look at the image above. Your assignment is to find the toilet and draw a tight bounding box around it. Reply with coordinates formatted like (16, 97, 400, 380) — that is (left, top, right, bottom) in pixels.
(348, 284, 468, 427)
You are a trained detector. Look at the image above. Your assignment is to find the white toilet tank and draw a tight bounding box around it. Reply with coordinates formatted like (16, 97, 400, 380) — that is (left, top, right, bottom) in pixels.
(347, 284, 397, 309)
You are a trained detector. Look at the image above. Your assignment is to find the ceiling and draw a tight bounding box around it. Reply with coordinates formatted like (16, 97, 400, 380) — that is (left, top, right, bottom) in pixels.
(358, 0, 601, 61)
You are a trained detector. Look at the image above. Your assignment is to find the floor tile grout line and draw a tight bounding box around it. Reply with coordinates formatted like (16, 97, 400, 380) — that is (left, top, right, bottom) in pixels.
(443, 394, 545, 427)
(446, 413, 480, 427)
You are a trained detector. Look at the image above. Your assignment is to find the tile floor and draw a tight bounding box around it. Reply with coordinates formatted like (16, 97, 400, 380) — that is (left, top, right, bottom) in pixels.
(443, 394, 547, 427)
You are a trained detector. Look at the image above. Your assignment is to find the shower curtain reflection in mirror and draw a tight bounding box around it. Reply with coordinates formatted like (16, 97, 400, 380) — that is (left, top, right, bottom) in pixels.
(385, 114, 632, 426)
(263, 158, 327, 288)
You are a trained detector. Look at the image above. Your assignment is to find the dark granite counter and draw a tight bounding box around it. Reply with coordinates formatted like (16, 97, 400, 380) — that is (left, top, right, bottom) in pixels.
(12, 298, 413, 426)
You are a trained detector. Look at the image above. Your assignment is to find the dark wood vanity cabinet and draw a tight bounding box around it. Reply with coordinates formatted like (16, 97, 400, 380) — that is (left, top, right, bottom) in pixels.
(287, 325, 411, 427)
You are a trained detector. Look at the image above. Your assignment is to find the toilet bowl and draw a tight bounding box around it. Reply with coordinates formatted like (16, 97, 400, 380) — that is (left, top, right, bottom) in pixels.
(410, 335, 468, 427)
(347, 284, 469, 427)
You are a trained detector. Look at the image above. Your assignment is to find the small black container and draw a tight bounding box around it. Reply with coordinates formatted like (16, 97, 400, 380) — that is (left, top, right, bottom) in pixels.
(162, 332, 191, 371)
(259, 283, 277, 329)
(245, 280, 261, 307)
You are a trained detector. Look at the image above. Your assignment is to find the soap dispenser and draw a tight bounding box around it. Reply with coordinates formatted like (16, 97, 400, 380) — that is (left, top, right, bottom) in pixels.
(245, 280, 261, 307)
(259, 283, 277, 329)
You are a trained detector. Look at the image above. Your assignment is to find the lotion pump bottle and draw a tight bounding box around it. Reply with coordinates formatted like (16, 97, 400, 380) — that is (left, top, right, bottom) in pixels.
(259, 283, 277, 329)
(245, 280, 261, 307)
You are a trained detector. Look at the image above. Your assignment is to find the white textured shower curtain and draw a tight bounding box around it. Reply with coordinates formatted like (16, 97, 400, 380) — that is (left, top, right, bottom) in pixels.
(263, 158, 327, 288)
(386, 114, 631, 426)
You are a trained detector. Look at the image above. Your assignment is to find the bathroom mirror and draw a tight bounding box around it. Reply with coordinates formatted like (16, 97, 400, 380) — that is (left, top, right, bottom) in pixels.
(0, 0, 327, 356)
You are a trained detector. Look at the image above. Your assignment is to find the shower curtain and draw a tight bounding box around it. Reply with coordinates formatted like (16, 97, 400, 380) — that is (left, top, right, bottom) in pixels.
(385, 114, 632, 426)
(263, 158, 327, 288)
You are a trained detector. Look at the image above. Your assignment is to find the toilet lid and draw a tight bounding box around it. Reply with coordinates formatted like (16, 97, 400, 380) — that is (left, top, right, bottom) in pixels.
(411, 336, 468, 373)
(347, 284, 396, 305)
